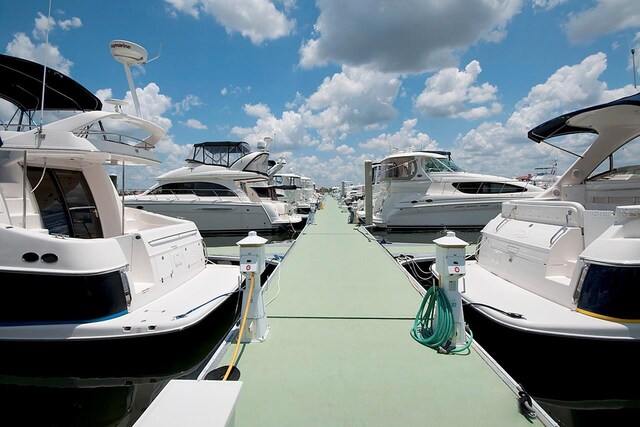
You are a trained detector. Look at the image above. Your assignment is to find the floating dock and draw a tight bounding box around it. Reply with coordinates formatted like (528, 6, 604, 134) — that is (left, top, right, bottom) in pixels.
(135, 196, 556, 426)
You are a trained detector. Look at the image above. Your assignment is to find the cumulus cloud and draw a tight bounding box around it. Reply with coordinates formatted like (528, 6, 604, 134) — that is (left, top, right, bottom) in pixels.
(58, 17, 82, 31)
(165, 0, 294, 44)
(531, 0, 567, 10)
(244, 103, 271, 118)
(5, 32, 73, 75)
(299, 0, 523, 73)
(303, 66, 401, 139)
(564, 0, 640, 44)
(221, 85, 251, 96)
(231, 65, 402, 154)
(96, 83, 174, 131)
(453, 52, 638, 179)
(359, 119, 438, 154)
(174, 94, 203, 115)
(5, 12, 82, 75)
(336, 144, 355, 155)
(231, 109, 315, 150)
(414, 60, 502, 120)
(182, 118, 208, 129)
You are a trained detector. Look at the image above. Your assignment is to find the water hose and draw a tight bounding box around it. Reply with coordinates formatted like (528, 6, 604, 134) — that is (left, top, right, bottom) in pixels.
(410, 284, 472, 353)
(222, 271, 255, 381)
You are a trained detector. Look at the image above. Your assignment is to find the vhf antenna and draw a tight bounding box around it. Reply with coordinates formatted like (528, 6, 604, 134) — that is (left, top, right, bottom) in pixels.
(632, 48, 637, 89)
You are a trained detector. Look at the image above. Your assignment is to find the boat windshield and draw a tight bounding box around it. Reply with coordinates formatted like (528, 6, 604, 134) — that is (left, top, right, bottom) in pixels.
(244, 152, 270, 175)
(587, 135, 640, 181)
(423, 156, 463, 172)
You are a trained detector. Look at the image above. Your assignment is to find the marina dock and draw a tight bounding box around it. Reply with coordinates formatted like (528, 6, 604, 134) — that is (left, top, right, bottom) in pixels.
(136, 196, 555, 426)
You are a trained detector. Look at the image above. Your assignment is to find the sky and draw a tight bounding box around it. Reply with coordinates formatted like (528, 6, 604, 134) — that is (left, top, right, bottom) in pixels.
(1, 0, 639, 190)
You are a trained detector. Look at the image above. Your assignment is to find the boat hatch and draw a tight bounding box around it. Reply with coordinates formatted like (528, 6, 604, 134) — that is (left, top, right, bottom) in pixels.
(574, 262, 640, 322)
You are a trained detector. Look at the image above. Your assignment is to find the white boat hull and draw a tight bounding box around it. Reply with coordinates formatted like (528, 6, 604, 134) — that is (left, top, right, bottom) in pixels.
(126, 199, 303, 234)
(374, 198, 506, 229)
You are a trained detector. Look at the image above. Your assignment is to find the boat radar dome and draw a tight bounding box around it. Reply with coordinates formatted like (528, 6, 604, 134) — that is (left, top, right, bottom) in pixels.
(110, 40, 148, 118)
(110, 40, 148, 66)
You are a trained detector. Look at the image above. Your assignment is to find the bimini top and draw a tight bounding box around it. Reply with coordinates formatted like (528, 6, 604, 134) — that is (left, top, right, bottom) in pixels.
(0, 54, 102, 112)
(187, 141, 253, 167)
(528, 92, 640, 143)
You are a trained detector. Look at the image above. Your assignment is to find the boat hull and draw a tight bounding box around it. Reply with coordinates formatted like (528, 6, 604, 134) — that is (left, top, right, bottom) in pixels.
(463, 303, 640, 401)
(374, 199, 504, 229)
(0, 288, 241, 377)
(126, 200, 304, 234)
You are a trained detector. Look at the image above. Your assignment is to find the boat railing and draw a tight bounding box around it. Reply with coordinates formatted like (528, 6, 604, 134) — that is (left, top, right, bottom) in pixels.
(75, 128, 155, 150)
(147, 189, 230, 202)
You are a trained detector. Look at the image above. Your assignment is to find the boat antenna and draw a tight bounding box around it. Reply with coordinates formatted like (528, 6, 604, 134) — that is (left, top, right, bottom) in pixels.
(632, 48, 637, 89)
(110, 40, 149, 118)
(39, 0, 53, 135)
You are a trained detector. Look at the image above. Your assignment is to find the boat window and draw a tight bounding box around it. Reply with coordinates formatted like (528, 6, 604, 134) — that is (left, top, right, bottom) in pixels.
(423, 157, 464, 172)
(251, 186, 278, 199)
(148, 182, 236, 197)
(452, 182, 528, 194)
(27, 167, 103, 238)
(381, 157, 417, 180)
(244, 153, 270, 175)
(576, 263, 640, 320)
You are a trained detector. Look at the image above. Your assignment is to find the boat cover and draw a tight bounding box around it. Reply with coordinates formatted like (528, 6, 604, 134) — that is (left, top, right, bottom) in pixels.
(0, 54, 102, 112)
(528, 92, 640, 143)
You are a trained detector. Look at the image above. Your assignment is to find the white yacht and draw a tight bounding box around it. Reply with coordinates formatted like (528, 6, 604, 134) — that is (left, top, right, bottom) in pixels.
(124, 141, 304, 235)
(300, 176, 319, 213)
(372, 150, 543, 229)
(0, 51, 241, 352)
(460, 92, 640, 399)
(272, 172, 318, 216)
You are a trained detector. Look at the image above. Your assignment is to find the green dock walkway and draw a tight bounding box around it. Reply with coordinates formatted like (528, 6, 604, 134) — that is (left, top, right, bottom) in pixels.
(213, 196, 553, 426)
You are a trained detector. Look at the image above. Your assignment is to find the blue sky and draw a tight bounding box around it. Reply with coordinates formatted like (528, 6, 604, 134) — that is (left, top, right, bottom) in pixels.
(1, 0, 639, 189)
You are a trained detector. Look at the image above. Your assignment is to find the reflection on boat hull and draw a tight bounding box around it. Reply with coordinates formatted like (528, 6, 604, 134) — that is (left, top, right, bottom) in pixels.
(374, 200, 504, 230)
(0, 288, 241, 378)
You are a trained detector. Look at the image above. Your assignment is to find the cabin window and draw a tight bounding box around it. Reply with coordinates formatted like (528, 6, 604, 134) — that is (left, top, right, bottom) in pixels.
(27, 167, 103, 238)
(381, 157, 417, 180)
(149, 182, 236, 197)
(576, 263, 640, 321)
(452, 182, 528, 194)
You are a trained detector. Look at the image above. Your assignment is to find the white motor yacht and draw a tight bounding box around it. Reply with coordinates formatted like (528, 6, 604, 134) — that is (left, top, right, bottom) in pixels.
(124, 141, 304, 235)
(272, 172, 317, 216)
(460, 92, 640, 399)
(0, 52, 241, 361)
(372, 150, 543, 229)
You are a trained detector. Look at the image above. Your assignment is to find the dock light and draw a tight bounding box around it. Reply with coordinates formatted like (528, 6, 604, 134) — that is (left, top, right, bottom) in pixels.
(434, 231, 469, 350)
(237, 231, 269, 342)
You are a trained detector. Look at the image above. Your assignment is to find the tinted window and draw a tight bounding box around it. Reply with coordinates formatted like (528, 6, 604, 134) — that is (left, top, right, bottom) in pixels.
(577, 263, 640, 320)
(28, 168, 103, 238)
(149, 182, 236, 197)
(452, 182, 528, 194)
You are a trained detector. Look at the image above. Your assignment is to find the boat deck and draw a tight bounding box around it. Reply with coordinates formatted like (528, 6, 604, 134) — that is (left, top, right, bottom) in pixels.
(137, 196, 554, 426)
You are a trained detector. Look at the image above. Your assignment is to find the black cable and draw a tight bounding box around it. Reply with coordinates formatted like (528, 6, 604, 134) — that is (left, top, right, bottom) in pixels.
(463, 302, 525, 319)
